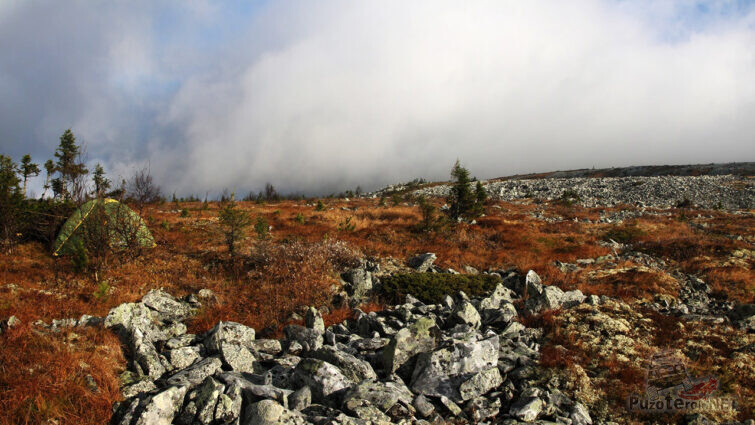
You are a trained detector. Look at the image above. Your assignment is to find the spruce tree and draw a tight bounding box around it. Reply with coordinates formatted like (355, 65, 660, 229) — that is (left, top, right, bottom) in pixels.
(54, 129, 88, 201)
(0, 155, 23, 245)
(92, 163, 111, 198)
(449, 160, 475, 220)
(473, 180, 488, 217)
(20, 154, 40, 197)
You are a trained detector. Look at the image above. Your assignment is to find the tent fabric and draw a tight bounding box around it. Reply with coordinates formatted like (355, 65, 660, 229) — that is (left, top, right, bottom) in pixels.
(52, 198, 155, 256)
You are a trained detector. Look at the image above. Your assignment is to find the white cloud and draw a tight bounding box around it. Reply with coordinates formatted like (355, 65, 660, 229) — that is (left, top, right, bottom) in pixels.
(2, 1, 754, 196)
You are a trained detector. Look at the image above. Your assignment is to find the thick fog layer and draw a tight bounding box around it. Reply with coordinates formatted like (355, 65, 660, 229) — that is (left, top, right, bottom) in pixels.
(1, 1, 753, 196)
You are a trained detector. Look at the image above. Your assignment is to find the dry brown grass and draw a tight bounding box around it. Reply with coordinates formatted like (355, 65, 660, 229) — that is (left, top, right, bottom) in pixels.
(0, 324, 123, 425)
(0, 198, 752, 424)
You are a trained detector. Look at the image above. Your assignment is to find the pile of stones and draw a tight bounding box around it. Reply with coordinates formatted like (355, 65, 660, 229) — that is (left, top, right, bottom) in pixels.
(107, 268, 595, 425)
(406, 175, 752, 210)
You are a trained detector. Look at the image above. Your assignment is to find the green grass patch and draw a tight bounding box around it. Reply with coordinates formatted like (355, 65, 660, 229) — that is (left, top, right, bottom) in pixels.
(380, 272, 501, 304)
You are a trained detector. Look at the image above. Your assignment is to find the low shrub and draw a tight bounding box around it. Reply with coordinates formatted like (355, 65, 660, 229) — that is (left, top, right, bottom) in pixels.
(380, 272, 501, 304)
(601, 224, 645, 244)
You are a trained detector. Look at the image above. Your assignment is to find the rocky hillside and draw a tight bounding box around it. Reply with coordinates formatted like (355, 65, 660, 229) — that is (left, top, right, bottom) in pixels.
(1, 175, 752, 425)
(28, 247, 753, 425)
(395, 175, 753, 210)
(490, 162, 755, 180)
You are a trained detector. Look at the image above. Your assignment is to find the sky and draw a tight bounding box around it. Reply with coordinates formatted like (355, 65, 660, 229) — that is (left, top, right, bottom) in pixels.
(1, 0, 753, 197)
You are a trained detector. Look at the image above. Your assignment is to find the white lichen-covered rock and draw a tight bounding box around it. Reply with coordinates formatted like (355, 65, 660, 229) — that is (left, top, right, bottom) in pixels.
(142, 289, 192, 321)
(509, 396, 544, 423)
(165, 357, 222, 388)
(450, 301, 482, 329)
(217, 342, 256, 373)
(383, 316, 438, 373)
(292, 358, 355, 402)
(243, 399, 306, 425)
(341, 380, 415, 419)
(133, 386, 188, 425)
(525, 285, 565, 314)
(458, 367, 503, 401)
(168, 346, 200, 370)
(310, 345, 376, 382)
(204, 321, 255, 353)
(194, 377, 225, 425)
(410, 335, 499, 402)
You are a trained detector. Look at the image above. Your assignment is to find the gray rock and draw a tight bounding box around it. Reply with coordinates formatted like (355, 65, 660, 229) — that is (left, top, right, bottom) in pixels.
(341, 268, 373, 300)
(408, 253, 437, 272)
(383, 316, 438, 374)
(509, 396, 543, 422)
(0, 315, 21, 334)
(251, 338, 283, 355)
(214, 381, 243, 423)
(165, 334, 197, 350)
(216, 372, 292, 406)
(133, 385, 188, 425)
(570, 402, 592, 425)
(168, 346, 200, 370)
(105, 302, 162, 342)
(349, 337, 389, 352)
(525, 285, 565, 314)
(197, 288, 218, 304)
(289, 386, 312, 411)
(463, 265, 479, 275)
(441, 295, 455, 310)
(194, 377, 225, 425)
(204, 321, 255, 353)
(122, 379, 157, 399)
(525, 270, 543, 297)
(450, 301, 482, 329)
(305, 307, 325, 333)
(438, 395, 463, 416)
(561, 290, 586, 308)
(142, 289, 192, 322)
(479, 283, 515, 311)
(111, 397, 141, 425)
(458, 367, 503, 401)
(243, 400, 306, 425)
(310, 345, 377, 382)
(410, 335, 500, 402)
(292, 358, 355, 402)
(341, 380, 415, 419)
(500, 321, 525, 337)
(218, 342, 256, 373)
(131, 328, 167, 379)
(165, 356, 222, 388)
(284, 325, 323, 352)
(464, 396, 501, 422)
(413, 394, 435, 418)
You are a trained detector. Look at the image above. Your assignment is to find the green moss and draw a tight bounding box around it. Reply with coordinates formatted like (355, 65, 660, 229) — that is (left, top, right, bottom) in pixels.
(601, 224, 645, 245)
(380, 272, 501, 304)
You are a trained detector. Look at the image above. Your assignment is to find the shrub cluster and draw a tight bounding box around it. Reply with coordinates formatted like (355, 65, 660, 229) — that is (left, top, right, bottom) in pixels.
(380, 272, 501, 304)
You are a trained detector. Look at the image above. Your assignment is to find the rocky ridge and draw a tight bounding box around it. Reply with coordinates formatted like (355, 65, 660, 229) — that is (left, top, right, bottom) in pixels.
(375, 175, 753, 210)
(90, 249, 755, 425)
(104, 270, 597, 425)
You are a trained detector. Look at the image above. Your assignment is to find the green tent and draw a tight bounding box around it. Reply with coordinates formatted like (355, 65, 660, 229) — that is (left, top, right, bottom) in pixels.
(52, 198, 155, 256)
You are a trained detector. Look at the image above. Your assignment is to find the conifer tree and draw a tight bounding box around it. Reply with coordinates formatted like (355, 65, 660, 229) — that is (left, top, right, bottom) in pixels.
(92, 163, 111, 198)
(20, 154, 40, 197)
(41, 159, 55, 199)
(54, 129, 88, 201)
(449, 160, 475, 220)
